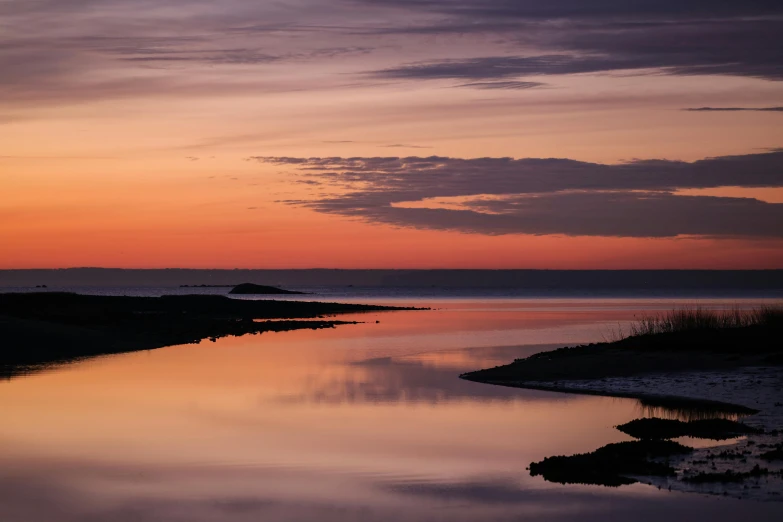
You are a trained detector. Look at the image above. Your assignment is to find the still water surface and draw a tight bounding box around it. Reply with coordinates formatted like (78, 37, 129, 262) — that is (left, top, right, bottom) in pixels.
(1, 298, 781, 521)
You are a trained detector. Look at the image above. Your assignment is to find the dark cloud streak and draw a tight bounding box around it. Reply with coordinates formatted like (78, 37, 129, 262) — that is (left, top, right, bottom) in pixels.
(253, 152, 783, 238)
(2, 0, 781, 107)
(360, 1, 783, 21)
(360, 2, 783, 83)
(684, 107, 783, 112)
(370, 18, 783, 82)
(456, 81, 545, 90)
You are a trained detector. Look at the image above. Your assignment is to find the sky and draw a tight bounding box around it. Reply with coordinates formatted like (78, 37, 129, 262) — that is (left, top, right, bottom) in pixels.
(1, 0, 782, 269)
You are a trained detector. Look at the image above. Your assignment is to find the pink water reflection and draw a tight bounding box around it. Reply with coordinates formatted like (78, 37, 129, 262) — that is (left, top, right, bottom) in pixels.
(0, 299, 780, 521)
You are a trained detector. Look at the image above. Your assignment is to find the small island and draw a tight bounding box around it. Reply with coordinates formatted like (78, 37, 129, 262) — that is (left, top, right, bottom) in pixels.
(229, 283, 305, 295)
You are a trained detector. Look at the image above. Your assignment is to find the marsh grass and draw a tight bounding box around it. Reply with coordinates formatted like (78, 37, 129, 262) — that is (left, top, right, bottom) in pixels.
(604, 305, 783, 342)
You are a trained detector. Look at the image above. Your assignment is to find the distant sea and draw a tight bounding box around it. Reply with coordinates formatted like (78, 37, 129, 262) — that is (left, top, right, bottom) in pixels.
(3, 270, 783, 520)
(1, 268, 782, 298)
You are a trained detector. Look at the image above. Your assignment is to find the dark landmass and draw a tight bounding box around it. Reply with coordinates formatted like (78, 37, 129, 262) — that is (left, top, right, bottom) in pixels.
(529, 416, 781, 489)
(2, 269, 782, 297)
(616, 418, 763, 441)
(0, 292, 418, 378)
(460, 313, 781, 414)
(461, 323, 782, 386)
(229, 283, 304, 295)
(529, 440, 692, 487)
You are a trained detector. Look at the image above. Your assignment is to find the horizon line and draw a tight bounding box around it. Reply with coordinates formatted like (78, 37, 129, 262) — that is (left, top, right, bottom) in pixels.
(3, 267, 783, 272)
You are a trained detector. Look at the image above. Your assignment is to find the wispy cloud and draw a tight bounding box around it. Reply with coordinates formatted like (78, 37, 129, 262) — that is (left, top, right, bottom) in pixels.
(456, 81, 545, 90)
(684, 107, 783, 112)
(359, 1, 783, 20)
(251, 151, 783, 238)
(0, 2, 377, 108)
(370, 20, 783, 83)
(2, 0, 781, 110)
(362, 3, 783, 83)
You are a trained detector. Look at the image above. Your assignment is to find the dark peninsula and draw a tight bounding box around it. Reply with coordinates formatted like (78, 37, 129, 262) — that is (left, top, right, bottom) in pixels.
(0, 292, 419, 378)
(462, 307, 782, 390)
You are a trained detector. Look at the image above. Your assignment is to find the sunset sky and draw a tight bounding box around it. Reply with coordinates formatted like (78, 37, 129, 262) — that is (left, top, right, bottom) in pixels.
(1, 0, 782, 268)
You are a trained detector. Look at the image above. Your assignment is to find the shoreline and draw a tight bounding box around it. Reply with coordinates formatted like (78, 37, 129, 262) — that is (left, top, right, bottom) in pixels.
(461, 377, 759, 416)
(461, 323, 783, 501)
(0, 292, 422, 378)
(464, 370, 783, 501)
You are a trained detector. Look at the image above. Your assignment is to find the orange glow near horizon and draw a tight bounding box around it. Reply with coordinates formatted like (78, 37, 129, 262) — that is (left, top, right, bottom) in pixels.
(3, 147, 783, 268)
(1, 5, 782, 269)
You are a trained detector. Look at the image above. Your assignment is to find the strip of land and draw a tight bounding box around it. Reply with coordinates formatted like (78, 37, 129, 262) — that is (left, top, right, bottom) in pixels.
(462, 318, 781, 406)
(462, 308, 783, 500)
(462, 322, 781, 385)
(0, 292, 419, 378)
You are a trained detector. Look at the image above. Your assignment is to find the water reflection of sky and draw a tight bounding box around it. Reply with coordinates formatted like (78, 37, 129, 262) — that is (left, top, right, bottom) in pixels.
(1, 299, 780, 521)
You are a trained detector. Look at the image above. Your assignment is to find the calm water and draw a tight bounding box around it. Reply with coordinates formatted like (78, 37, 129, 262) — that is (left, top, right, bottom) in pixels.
(1, 296, 781, 521)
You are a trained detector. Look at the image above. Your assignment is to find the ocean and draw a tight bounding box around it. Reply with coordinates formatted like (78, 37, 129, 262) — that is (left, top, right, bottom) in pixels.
(0, 281, 781, 520)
